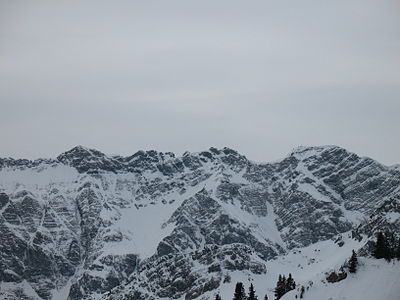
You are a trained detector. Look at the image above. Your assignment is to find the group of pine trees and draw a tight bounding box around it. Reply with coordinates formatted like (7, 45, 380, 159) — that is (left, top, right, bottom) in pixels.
(344, 231, 399, 274)
(274, 274, 296, 300)
(373, 232, 400, 261)
(231, 282, 259, 300)
(215, 274, 296, 300)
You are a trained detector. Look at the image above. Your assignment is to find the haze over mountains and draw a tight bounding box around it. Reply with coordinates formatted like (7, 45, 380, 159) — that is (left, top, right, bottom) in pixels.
(0, 145, 399, 300)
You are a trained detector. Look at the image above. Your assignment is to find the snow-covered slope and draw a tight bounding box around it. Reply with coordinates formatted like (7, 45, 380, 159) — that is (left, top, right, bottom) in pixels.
(285, 259, 400, 300)
(0, 145, 399, 300)
(212, 235, 400, 300)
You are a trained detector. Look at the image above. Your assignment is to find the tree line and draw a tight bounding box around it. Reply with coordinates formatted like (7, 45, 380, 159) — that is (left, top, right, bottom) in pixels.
(214, 273, 296, 300)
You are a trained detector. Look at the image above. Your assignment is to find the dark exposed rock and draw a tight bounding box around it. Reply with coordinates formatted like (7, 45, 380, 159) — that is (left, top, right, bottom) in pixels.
(326, 271, 347, 283)
(0, 193, 9, 209)
(57, 146, 123, 173)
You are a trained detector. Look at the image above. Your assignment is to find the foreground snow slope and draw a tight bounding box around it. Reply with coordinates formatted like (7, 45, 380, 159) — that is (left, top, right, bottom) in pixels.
(286, 259, 400, 300)
(211, 236, 400, 300)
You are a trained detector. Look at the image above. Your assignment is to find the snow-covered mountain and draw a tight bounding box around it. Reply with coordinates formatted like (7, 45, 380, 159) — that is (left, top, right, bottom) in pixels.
(0, 145, 399, 300)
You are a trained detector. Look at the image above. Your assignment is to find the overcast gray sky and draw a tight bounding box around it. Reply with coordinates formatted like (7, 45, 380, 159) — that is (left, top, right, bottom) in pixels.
(1, 0, 399, 165)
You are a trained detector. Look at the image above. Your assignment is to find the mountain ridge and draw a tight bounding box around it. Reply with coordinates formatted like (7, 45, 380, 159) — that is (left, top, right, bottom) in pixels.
(0, 145, 399, 300)
(1, 145, 397, 173)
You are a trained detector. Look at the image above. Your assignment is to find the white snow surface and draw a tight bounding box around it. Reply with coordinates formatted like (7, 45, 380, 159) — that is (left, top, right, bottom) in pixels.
(282, 259, 400, 300)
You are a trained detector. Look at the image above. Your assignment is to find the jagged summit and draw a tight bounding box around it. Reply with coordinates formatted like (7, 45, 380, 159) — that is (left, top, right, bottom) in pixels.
(57, 146, 122, 173)
(55, 144, 351, 174)
(58, 145, 245, 160)
(53, 145, 249, 174)
(57, 145, 107, 161)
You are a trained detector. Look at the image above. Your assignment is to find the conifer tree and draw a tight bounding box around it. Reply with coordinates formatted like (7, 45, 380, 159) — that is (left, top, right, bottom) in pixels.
(286, 273, 296, 292)
(274, 275, 281, 300)
(349, 250, 358, 273)
(274, 275, 285, 300)
(282, 275, 286, 295)
(373, 232, 389, 259)
(233, 282, 245, 300)
(215, 293, 222, 300)
(264, 294, 268, 300)
(248, 283, 258, 300)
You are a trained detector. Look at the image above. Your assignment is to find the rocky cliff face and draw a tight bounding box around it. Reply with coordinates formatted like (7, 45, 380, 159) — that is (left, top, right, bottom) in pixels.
(0, 145, 399, 300)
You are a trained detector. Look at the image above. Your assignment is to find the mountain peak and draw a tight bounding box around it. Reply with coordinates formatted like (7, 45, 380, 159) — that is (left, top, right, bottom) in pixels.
(57, 145, 120, 173)
(62, 145, 102, 154)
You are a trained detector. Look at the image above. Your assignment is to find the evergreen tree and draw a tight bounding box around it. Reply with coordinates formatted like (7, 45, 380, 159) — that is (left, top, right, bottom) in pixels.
(215, 293, 222, 300)
(373, 232, 390, 259)
(274, 275, 282, 300)
(286, 273, 296, 292)
(349, 250, 358, 273)
(282, 275, 286, 294)
(248, 283, 258, 300)
(274, 275, 285, 300)
(233, 282, 245, 300)
(264, 294, 268, 300)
